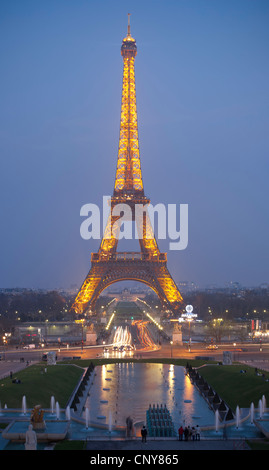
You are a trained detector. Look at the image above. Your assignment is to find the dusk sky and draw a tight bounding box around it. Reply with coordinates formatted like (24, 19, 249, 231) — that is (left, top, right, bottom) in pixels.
(0, 0, 268, 290)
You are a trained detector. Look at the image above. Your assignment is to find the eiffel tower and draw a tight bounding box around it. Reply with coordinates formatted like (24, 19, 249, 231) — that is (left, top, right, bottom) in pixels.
(71, 16, 183, 315)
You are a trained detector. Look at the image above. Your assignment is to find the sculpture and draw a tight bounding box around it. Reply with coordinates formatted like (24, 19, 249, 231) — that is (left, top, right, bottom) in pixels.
(173, 322, 182, 333)
(30, 405, 46, 430)
(24, 424, 37, 450)
(172, 322, 183, 345)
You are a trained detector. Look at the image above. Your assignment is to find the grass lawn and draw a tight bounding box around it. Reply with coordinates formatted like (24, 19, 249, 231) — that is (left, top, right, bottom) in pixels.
(0, 364, 83, 409)
(247, 439, 269, 450)
(1, 358, 268, 417)
(197, 364, 269, 411)
(54, 440, 85, 450)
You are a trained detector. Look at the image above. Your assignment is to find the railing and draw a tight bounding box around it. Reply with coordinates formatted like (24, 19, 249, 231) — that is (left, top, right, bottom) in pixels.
(91, 252, 167, 262)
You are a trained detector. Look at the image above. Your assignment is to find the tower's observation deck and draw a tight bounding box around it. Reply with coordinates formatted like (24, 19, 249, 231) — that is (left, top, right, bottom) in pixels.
(121, 31, 137, 58)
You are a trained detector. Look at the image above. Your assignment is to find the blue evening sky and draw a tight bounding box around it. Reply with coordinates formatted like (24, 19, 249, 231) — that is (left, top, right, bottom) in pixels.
(0, 0, 268, 290)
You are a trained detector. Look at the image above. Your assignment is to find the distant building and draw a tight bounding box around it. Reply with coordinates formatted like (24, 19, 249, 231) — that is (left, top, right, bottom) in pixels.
(105, 288, 146, 301)
(251, 319, 269, 339)
(176, 281, 198, 293)
(15, 321, 84, 344)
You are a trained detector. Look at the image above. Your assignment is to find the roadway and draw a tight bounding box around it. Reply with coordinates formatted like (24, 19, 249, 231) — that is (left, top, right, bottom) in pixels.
(1, 340, 269, 373)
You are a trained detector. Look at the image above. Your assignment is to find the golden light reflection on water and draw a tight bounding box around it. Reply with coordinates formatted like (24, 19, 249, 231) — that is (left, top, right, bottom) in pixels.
(167, 364, 175, 396)
(183, 373, 194, 401)
(86, 363, 214, 429)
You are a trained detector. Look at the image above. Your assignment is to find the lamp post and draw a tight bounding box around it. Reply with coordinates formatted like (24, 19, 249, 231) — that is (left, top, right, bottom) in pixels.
(181, 305, 197, 353)
(188, 319, 192, 352)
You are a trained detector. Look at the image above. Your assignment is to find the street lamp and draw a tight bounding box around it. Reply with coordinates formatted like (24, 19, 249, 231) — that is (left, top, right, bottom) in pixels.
(81, 318, 86, 351)
(181, 305, 197, 352)
(75, 318, 86, 351)
(170, 340, 173, 358)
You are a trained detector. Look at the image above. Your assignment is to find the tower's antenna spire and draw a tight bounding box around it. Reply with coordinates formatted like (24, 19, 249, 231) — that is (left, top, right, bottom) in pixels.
(127, 13, 131, 36)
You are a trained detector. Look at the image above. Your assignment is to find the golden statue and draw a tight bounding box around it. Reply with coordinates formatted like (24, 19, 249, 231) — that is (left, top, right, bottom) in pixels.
(30, 405, 45, 430)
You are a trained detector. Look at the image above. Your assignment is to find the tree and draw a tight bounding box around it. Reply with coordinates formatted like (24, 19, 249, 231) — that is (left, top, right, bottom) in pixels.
(205, 319, 232, 343)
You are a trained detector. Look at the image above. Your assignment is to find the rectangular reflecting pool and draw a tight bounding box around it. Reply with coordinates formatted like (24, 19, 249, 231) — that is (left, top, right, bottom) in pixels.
(85, 363, 215, 430)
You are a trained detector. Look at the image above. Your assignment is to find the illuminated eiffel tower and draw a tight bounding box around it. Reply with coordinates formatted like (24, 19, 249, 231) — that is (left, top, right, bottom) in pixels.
(71, 16, 183, 315)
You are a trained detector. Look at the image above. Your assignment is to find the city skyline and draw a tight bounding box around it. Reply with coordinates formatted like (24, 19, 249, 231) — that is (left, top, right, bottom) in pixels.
(1, 0, 268, 291)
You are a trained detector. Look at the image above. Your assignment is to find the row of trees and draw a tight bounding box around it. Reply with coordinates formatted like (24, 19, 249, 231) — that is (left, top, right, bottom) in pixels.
(0, 287, 268, 332)
(0, 290, 72, 325)
(143, 288, 269, 321)
(183, 288, 269, 320)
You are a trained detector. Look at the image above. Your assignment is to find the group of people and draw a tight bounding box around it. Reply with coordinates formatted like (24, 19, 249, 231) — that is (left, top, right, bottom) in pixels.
(178, 424, 201, 441)
(141, 424, 201, 443)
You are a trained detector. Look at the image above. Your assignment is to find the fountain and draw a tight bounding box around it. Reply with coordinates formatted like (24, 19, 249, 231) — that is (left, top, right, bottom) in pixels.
(250, 402, 255, 424)
(85, 407, 90, 429)
(22, 396, 27, 415)
(215, 409, 220, 432)
(259, 399, 263, 419)
(50, 396, 55, 415)
(108, 411, 112, 433)
(1, 360, 266, 445)
(55, 401, 60, 420)
(65, 405, 71, 421)
(236, 405, 240, 428)
(3, 402, 70, 443)
(262, 395, 266, 414)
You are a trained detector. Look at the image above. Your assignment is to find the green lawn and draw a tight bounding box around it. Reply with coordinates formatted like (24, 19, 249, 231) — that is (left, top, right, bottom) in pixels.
(1, 359, 268, 416)
(246, 440, 269, 450)
(54, 440, 85, 450)
(197, 364, 269, 411)
(0, 364, 83, 409)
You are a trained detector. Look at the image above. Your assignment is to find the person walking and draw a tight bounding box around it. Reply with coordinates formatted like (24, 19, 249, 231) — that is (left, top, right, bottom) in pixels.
(178, 426, 184, 441)
(184, 426, 189, 441)
(187, 426, 192, 440)
(141, 425, 147, 443)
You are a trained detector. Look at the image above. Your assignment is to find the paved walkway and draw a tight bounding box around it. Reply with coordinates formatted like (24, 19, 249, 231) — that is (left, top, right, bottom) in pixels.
(0, 360, 37, 379)
(240, 360, 269, 372)
(86, 438, 250, 451)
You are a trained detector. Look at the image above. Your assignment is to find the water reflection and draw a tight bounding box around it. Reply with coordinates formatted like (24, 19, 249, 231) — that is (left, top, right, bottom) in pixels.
(86, 363, 215, 430)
